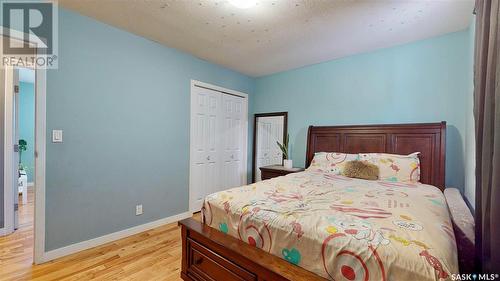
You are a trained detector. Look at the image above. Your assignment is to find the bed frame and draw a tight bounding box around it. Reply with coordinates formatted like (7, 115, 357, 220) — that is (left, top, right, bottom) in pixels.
(179, 122, 447, 281)
(305, 122, 446, 190)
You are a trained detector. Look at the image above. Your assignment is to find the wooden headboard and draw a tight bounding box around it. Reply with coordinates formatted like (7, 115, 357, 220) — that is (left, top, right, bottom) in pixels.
(305, 122, 446, 190)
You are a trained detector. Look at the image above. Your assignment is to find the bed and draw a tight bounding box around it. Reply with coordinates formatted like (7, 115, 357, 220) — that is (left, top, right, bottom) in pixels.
(179, 122, 456, 281)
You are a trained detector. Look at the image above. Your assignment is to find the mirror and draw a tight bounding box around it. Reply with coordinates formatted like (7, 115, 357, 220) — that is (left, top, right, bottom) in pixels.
(252, 112, 288, 182)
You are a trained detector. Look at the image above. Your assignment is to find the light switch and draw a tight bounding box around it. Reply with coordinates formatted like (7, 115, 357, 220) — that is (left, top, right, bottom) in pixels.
(52, 130, 63, 143)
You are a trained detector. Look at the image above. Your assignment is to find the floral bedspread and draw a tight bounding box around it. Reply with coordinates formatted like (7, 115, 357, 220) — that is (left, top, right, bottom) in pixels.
(202, 171, 458, 281)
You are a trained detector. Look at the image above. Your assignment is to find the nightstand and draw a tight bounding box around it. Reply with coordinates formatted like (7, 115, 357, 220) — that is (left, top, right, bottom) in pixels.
(259, 165, 305, 180)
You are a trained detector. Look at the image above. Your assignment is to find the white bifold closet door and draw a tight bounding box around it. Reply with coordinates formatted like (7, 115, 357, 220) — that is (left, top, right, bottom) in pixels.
(190, 85, 246, 211)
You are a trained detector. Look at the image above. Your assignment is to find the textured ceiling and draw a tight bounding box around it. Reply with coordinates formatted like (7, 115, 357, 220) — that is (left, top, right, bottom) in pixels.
(58, 0, 474, 77)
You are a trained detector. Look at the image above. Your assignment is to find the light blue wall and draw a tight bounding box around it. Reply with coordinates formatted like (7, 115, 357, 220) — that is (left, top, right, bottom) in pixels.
(19, 82, 35, 182)
(45, 9, 254, 251)
(253, 30, 470, 192)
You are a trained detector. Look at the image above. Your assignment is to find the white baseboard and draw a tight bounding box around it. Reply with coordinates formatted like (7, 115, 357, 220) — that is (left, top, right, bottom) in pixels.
(41, 211, 192, 263)
(0, 226, 14, 237)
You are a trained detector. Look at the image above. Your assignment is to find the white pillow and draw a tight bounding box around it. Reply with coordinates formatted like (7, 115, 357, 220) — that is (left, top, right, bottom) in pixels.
(307, 152, 359, 174)
(358, 152, 420, 182)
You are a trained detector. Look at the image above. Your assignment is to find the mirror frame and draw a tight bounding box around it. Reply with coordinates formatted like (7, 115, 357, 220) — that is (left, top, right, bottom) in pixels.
(252, 112, 288, 183)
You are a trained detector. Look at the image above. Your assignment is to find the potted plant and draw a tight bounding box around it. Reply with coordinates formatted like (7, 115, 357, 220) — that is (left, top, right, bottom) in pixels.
(18, 139, 27, 170)
(277, 134, 292, 169)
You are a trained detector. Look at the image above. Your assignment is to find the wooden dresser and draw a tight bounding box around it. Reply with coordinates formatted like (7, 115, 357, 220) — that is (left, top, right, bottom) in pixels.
(259, 165, 305, 180)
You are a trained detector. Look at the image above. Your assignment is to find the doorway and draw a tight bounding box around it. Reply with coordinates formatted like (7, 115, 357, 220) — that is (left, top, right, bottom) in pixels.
(16, 67, 36, 228)
(0, 66, 36, 257)
(0, 32, 47, 265)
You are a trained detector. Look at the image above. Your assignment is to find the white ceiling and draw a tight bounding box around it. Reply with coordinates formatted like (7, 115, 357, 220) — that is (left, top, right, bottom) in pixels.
(58, 0, 474, 77)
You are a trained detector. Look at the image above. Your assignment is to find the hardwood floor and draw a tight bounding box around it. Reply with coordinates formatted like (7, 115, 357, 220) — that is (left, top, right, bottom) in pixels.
(0, 190, 196, 280)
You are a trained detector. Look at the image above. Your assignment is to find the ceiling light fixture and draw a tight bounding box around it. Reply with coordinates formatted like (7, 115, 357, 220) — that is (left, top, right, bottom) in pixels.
(229, 0, 256, 9)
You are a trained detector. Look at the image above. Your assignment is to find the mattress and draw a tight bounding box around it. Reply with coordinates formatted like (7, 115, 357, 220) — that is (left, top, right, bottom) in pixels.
(202, 171, 458, 281)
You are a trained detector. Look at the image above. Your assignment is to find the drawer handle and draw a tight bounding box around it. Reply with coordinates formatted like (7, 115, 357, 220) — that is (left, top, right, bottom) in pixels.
(194, 257, 203, 265)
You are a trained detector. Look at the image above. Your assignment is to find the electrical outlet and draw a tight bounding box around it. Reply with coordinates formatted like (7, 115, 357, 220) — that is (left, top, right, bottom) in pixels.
(135, 204, 143, 216)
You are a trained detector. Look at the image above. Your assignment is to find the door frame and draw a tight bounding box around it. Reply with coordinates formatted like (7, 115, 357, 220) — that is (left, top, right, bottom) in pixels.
(0, 28, 47, 264)
(189, 80, 248, 213)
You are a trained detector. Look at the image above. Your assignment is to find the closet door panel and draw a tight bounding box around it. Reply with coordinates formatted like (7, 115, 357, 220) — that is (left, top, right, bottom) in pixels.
(191, 88, 221, 210)
(233, 117, 242, 186)
(206, 92, 220, 195)
(191, 90, 208, 209)
(222, 96, 234, 189)
(221, 95, 245, 189)
(234, 97, 244, 186)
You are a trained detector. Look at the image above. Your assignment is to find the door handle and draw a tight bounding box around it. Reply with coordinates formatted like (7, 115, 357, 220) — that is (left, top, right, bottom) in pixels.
(207, 156, 210, 161)
(13, 144, 19, 152)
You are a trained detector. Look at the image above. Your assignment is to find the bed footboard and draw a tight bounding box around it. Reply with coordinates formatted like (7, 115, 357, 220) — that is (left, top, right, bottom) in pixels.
(178, 218, 325, 281)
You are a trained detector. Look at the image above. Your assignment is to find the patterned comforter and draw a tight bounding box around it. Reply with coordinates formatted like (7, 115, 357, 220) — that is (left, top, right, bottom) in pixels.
(202, 171, 458, 281)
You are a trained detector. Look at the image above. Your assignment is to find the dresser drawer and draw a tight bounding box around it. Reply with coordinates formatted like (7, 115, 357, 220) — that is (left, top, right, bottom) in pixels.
(187, 238, 256, 281)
